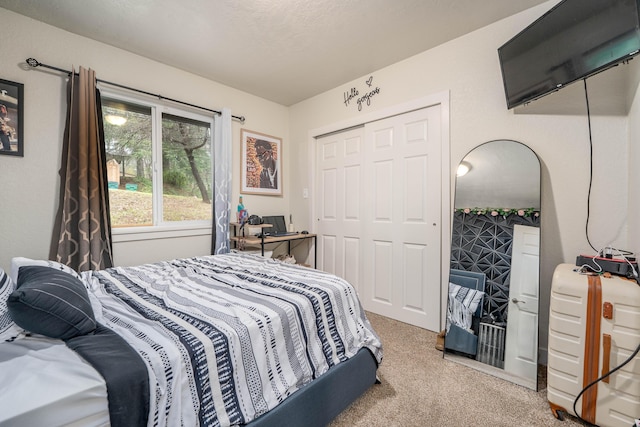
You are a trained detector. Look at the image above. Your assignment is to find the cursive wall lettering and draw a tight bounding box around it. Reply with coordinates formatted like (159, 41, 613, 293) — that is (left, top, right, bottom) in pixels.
(343, 76, 380, 111)
(357, 87, 380, 111)
(343, 87, 359, 107)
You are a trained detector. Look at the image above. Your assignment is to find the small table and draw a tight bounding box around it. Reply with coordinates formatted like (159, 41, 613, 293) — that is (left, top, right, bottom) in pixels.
(230, 223, 317, 268)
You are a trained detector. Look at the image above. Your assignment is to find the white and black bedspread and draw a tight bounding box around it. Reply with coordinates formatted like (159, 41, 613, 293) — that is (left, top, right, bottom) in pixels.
(82, 253, 383, 427)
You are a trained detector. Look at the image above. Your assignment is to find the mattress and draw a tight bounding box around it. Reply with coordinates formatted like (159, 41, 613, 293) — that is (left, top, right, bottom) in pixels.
(0, 336, 109, 426)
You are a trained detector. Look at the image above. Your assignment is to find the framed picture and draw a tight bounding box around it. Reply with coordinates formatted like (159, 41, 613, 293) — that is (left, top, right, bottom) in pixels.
(241, 129, 282, 196)
(0, 79, 24, 157)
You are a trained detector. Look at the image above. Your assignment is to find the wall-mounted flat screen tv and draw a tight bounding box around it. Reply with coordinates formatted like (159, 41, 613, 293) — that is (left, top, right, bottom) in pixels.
(498, 0, 640, 109)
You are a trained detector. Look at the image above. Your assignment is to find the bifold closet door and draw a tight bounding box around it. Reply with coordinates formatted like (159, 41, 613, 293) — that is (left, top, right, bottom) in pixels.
(316, 105, 442, 331)
(316, 126, 366, 295)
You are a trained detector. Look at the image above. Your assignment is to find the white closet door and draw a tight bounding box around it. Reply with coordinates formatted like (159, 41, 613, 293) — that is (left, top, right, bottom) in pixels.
(316, 105, 442, 331)
(316, 126, 366, 295)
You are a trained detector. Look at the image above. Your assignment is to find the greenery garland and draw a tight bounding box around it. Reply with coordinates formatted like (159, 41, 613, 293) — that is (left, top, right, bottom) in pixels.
(454, 207, 540, 218)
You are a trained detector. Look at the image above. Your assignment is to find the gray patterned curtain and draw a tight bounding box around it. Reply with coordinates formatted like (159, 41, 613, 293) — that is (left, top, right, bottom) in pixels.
(212, 108, 232, 254)
(50, 66, 113, 271)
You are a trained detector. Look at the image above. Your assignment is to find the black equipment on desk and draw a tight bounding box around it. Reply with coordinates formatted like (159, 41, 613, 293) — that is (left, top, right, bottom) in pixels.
(248, 215, 263, 225)
(259, 215, 298, 237)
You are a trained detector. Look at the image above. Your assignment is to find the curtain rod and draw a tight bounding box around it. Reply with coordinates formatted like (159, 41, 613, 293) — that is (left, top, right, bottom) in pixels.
(25, 58, 246, 123)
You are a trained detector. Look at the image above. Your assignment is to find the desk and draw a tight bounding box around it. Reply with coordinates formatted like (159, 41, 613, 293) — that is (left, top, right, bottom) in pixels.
(230, 223, 317, 268)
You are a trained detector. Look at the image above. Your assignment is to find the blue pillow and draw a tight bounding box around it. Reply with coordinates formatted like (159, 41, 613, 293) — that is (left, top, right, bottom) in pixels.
(8, 266, 96, 340)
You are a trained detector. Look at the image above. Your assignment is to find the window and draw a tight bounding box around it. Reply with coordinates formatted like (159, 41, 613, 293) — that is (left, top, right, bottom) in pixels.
(101, 92, 214, 230)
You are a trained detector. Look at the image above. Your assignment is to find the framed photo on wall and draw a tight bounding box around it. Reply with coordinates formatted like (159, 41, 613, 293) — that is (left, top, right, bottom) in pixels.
(241, 129, 282, 196)
(0, 79, 24, 157)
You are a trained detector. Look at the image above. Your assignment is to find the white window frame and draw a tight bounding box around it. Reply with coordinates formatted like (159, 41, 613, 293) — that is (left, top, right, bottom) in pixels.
(100, 87, 215, 242)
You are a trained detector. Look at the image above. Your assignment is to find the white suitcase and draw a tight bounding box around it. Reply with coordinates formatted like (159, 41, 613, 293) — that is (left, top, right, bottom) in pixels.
(547, 263, 640, 427)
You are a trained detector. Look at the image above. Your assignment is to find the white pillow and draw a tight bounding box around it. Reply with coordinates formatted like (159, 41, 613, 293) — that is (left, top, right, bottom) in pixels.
(447, 282, 485, 331)
(0, 268, 25, 342)
(448, 282, 484, 314)
(10, 257, 82, 285)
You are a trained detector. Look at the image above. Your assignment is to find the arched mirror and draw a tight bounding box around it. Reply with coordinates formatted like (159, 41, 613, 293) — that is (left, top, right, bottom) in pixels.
(443, 140, 541, 391)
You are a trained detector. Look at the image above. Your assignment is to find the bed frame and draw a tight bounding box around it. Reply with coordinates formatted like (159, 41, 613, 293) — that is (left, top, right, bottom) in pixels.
(445, 269, 486, 356)
(248, 348, 378, 426)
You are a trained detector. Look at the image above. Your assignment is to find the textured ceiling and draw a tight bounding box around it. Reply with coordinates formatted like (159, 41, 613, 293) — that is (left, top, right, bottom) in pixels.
(0, 0, 549, 105)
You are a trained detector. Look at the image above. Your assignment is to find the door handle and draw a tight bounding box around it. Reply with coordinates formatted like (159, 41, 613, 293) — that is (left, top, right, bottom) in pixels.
(511, 298, 525, 304)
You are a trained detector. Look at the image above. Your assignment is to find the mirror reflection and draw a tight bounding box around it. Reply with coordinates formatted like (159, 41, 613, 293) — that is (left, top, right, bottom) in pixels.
(443, 140, 541, 390)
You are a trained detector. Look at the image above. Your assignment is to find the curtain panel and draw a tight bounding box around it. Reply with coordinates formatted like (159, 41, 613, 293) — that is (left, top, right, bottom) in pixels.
(50, 67, 113, 271)
(212, 108, 232, 254)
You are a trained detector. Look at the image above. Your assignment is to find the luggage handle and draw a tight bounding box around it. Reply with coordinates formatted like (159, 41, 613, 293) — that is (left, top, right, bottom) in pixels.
(602, 333, 611, 384)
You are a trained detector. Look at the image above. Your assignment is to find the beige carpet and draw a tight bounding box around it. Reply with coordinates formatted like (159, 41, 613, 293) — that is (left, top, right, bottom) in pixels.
(331, 312, 588, 427)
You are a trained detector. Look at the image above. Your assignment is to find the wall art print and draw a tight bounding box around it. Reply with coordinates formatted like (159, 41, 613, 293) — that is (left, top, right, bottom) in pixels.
(241, 129, 282, 196)
(0, 79, 24, 157)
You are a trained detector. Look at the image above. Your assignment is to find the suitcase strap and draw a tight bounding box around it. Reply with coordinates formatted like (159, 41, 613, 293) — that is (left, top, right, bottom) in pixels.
(582, 274, 603, 424)
(601, 334, 611, 384)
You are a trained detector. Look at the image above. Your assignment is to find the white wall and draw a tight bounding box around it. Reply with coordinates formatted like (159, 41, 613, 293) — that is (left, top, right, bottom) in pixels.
(628, 78, 640, 253)
(288, 1, 631, 356)
(0, 9, 290, 270)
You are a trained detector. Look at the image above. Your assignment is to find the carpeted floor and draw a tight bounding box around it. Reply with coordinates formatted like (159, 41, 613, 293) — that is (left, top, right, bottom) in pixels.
(330, 312, 589, 427)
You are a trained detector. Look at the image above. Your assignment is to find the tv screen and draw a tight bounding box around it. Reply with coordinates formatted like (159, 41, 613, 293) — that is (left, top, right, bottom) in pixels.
(498, 0, 640, 109)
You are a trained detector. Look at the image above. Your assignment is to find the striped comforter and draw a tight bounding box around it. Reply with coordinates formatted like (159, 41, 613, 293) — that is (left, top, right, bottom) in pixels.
(82, 253, 382, 427)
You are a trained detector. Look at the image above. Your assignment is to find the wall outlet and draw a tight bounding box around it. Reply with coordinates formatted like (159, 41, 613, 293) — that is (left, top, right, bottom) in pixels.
(303, 188, 309, 198)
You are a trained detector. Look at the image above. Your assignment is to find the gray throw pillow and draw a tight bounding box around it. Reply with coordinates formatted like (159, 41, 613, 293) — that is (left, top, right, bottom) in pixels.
(8, 265, 96, 340)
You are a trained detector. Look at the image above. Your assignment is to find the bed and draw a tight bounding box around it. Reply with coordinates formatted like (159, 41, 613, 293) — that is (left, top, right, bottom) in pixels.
(444, 269, 486, 357)
(0, 253, 383, 427)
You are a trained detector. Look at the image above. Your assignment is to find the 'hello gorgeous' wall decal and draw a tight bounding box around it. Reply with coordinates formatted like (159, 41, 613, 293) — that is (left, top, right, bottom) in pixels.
(343, 76, 380, 111)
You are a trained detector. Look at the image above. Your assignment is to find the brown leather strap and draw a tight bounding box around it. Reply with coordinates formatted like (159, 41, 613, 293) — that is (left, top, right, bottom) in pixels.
(603, 302, 613, 320)
(601, 334, 611, 384)
(582, 275, 602, 423)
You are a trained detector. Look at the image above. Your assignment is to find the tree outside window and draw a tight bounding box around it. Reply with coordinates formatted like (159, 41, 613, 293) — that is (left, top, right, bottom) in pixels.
(102, 96, 213, 228)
